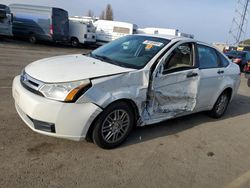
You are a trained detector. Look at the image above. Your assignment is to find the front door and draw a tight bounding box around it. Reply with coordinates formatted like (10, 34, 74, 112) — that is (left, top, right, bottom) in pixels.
(146, 42, 200, 123)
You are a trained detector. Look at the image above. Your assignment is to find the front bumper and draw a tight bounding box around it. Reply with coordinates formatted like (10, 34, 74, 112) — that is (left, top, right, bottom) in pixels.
(12, 76, 102, 141)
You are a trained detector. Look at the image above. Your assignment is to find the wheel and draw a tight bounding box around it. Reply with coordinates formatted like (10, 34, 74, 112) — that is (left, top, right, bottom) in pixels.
(248, 78, 250, 87)
(29, 34, 36, 44)
(92, 102, 135, 149)
(71, 38, 79, 47)
(209, 91, 230, 118)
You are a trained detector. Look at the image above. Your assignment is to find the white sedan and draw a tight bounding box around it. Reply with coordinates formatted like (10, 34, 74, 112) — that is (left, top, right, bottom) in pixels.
(12, 34, 241, 149)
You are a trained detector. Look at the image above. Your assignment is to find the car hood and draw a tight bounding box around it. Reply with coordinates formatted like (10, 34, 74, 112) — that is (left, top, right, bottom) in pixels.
(25, 54, 135, 83)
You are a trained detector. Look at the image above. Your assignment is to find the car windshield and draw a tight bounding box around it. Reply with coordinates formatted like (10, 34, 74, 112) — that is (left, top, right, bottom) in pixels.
(90, 35, 170, 69)
(226, 51, 246, 58)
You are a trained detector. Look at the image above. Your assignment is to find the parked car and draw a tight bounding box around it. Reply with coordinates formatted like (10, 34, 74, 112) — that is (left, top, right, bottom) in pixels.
(9, 4, 69, 43)
(0, 4, 13, 37)
(244, 62, 250, 86)
(225, 50, 250, 71)
(12, 35, 240, 149)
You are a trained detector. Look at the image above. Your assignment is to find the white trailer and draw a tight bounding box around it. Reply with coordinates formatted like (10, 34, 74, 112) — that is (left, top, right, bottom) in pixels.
(0, 4, 13, 37)
(69, 17, 96, 47)
(138, 27, 194, 39)
(177, 32, 194, 39)
(94, 20, 138, 44)
(137, 27, 178, 36)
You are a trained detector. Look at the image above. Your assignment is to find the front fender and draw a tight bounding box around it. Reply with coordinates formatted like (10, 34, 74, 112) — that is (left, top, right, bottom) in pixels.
(77, 71, 149, 115)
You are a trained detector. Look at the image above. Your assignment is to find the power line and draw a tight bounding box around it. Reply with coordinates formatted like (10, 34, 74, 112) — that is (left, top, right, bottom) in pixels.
(228, 0, 250, 45)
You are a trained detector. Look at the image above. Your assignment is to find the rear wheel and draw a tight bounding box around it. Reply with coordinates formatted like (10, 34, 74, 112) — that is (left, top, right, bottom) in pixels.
(29, 34, 37, 44)
(71, 38, 79, 47)
(248, 78, 250, 87)
(209, 91, 230, 118)
(92, 102, 134, 149)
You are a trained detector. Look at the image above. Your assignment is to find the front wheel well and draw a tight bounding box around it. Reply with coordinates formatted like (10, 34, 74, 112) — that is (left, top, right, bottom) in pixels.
(85, 99, 140, 142)
(222, 87, 233, 101)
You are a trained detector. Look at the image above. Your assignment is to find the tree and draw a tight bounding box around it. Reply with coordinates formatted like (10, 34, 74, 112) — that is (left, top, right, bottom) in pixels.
(86, 10, 94, 17)
(105, 4, 113, 20)
(100, 10, 105, 20)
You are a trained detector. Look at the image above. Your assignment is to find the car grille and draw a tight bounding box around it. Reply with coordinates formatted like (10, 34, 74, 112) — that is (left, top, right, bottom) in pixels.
(20, 72, 44, 96)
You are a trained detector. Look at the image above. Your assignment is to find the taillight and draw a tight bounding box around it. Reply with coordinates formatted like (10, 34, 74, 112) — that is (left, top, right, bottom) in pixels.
(233, 58, 241, 64)
(50, 25, 53, 35)
(245, 64, 250, 71)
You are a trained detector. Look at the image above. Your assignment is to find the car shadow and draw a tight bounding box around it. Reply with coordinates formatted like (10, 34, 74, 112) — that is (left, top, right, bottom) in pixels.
(122, 94, 250, 148)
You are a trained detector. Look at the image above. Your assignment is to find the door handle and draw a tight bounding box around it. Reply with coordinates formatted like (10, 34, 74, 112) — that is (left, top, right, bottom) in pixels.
(186, 72, 198, 78)
(217, 70, 224, 74)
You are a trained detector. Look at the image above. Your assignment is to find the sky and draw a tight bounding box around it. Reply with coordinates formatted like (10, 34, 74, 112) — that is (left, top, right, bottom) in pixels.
(1, 0, 245, 43)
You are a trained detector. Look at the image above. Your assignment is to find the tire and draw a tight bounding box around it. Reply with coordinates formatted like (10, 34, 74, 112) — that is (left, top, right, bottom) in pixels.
(29, 34, 36, 44)
(92, 102, 135, 149)
(209, 91, 230, 118)
(71, 38, 79, 47)
(248, 78, 250, 87)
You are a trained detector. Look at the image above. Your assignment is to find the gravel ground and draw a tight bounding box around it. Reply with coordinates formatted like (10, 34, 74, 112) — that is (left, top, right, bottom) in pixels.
(0, 39, 250, 188)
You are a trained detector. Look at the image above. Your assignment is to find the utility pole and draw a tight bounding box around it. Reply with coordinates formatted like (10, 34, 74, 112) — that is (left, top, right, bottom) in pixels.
(228, 0, 250, 45)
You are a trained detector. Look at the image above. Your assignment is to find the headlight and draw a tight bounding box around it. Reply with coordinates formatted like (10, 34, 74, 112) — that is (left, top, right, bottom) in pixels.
(39, 79, 91, 102)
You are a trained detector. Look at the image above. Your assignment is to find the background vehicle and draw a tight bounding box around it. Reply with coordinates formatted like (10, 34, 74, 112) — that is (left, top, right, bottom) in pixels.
(94, 20, 138, 44)
(225, 50, 250, 71)
(223, 46, 237, 53)
(0, 4, 13, 37)
(69, 17, 96, 47)
(244, 62, 250, 86)
(9, 4, 69, 43)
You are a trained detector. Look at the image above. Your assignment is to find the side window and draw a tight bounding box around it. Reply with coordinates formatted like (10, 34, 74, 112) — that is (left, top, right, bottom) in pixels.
(197, 45, 219, 69)
(218, 52, 229, 67)
(164, 43, 194, 71)
(246, 53, 250, 61)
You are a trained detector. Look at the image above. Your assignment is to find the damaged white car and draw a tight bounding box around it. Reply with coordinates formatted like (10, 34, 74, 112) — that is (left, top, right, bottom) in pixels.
(12, 34, 241, 149)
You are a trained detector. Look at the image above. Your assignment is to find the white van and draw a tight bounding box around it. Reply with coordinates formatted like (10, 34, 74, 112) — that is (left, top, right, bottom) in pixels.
(9, 4, 69, 43)
(0, 4, 13, 37)
(69, 17, 96, 47)
(94, 20, 138, 44)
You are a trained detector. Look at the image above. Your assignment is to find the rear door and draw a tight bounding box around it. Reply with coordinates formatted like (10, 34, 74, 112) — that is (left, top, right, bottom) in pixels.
(52, 8, 69, 41)
(148, 42, 200, 121)
(195, 44, 225, 109)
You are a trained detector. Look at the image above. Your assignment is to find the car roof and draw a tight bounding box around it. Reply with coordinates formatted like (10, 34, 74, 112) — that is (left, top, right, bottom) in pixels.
(226, 50, 249, 54)
(134, 34, 219, 50)
(135, 33, 194, 41)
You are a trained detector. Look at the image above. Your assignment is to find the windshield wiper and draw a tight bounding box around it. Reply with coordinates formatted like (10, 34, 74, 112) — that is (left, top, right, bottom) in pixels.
(90, 53, 127, 68)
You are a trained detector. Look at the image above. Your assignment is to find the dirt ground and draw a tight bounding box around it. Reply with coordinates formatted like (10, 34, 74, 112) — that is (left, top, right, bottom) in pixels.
(0, 39, 250, 188)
